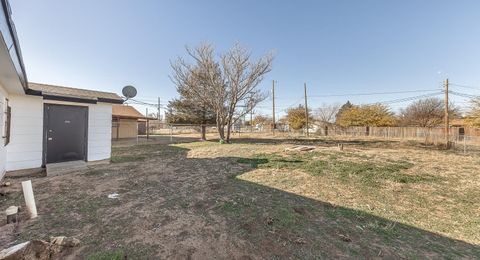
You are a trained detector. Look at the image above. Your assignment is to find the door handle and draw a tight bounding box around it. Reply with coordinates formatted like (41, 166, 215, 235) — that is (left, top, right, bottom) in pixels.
(48, 138, 53, 141)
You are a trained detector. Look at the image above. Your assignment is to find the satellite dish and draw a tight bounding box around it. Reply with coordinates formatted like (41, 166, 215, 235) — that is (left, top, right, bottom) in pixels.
(122, 85, 137, 99)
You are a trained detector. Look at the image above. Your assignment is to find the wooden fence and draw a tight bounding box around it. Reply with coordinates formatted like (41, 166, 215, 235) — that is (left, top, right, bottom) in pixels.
(316, 126, 479, 141)
(303, 126, 480, 152)
(142, 123, 480, 152)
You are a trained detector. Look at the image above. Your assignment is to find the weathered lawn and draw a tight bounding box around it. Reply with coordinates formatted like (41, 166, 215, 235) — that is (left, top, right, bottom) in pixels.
(1, 136, 479, 259)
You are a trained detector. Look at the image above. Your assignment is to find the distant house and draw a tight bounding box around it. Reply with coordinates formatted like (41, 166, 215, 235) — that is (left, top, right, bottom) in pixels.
(449, 118, 480, 138)
(0, 0, 123, 178)
(450, 118, 467, 127)
(112, 105, 150, 139)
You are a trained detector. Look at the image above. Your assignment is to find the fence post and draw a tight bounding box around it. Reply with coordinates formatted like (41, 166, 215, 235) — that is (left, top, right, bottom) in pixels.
(21, 180, 37, 219)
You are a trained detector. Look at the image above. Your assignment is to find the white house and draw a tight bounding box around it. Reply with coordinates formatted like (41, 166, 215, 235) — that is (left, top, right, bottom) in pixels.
(0, 0, 123, 179)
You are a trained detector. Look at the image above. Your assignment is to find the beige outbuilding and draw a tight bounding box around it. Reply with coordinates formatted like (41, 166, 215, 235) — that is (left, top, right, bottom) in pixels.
(112, 105, 148, 139)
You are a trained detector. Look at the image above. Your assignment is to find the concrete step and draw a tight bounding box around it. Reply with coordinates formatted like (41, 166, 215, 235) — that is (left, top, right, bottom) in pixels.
(5, 168, 45, 179)
(46, 160, 88, 177)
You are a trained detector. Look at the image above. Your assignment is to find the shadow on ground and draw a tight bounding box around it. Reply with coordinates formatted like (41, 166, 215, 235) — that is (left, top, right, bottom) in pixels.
(112, 135, 202, 147)
(1, 141, 478, 259)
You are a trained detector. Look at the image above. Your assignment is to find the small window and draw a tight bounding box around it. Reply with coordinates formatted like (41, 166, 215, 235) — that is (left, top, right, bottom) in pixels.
(4, 101, 11, 146)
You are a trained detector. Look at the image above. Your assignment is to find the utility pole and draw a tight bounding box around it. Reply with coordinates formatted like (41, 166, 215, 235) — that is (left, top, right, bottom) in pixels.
(146, 108, 149, 139)
(250, 108, 253, 133)
(444, 78, 449, 148)
(272, 80, 276, 134)
(304, 83, 309, 137)
(157, 97, 161, 121)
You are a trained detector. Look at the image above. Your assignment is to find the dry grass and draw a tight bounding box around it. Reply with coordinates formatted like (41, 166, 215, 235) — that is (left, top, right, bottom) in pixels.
(179, 138, 480, 246)
(0, 135, 479, 259)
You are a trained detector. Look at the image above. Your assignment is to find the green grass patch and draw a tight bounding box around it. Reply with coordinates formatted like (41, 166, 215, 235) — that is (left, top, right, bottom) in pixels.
(323, 159, 419, 185)
(237, 151, 434, 186)
(84, 169, 107, 176)
(217, 200, 249, 215)
(112, 144, 189, 162)
(175, 141, 219, 149)
(273, 207, 305, 230)
(86, 249, 125, 260)
(111, 155, 145, 163)
(236, 158, 270, 167)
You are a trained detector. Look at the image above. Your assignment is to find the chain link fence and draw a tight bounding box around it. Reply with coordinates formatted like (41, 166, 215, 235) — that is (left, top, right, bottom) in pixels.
(143, 121, 480, 153)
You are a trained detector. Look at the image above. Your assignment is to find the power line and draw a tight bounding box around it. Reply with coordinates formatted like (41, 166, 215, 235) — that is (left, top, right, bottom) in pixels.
(366, 92, 444, 105)
(448, 90, 478, 99)
(382, 92, 444, 104)
(134, 98, 161, 101)
(126, 99, 168, 109)
(263, 88, 443, 112)
(130, 99, 159, 106)
(449, 83, 480, 90)
(280, 96, 305, 112)
(255, 91, 448, 114)
(308, 89, 441, 98)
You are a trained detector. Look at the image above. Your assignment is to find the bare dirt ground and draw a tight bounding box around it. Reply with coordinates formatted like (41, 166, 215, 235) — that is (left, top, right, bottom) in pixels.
(1, 134, 479, 259)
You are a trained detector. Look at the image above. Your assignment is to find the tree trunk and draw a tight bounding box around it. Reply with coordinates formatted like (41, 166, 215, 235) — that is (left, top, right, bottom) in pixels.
(225, 114, 234, 143)
(226, 123, 232, 143)
(201, 125, 206, 141)
(200, 110, 207, 141)
(217, 119, 225, 141)
(216, 113, 225, 141)
(219, 125, 225, 141)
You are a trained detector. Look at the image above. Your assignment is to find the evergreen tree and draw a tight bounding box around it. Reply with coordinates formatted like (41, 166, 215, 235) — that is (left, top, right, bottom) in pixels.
(166, 97, 216, 140)
(336, 104, 396, 127)
(335, 101, 353, 125)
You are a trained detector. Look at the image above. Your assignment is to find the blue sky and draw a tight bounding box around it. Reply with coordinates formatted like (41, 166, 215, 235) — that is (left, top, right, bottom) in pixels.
(10, 0, 480, 117)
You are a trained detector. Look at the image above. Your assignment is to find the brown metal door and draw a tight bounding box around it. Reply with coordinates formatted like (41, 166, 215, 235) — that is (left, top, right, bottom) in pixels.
(44, 104, 88, 164)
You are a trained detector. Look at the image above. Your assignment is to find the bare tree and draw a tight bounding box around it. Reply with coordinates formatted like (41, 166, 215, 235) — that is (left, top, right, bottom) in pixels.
(466, 97, 480, 126)
(252, 114, 272, 127)
(314, 103, 341, 124)
(399, 98, 460, 127)
(170, 43, 273, 143)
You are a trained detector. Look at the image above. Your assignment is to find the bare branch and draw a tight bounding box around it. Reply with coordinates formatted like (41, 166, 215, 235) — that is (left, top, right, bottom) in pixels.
(314, 103, 341, 124)
(170, 42, 274, 142)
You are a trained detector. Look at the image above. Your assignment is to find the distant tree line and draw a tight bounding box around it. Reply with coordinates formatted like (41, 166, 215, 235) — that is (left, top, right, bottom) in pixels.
(281, 97, 464, 130)
(466, 97, 480, 127)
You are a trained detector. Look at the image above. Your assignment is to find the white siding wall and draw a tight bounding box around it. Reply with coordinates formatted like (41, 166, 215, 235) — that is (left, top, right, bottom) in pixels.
(7, 95, 43, 171)
(6, 97, 113, 171)
(87, 103, 112, 161)
(0, 84, 8, 179)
